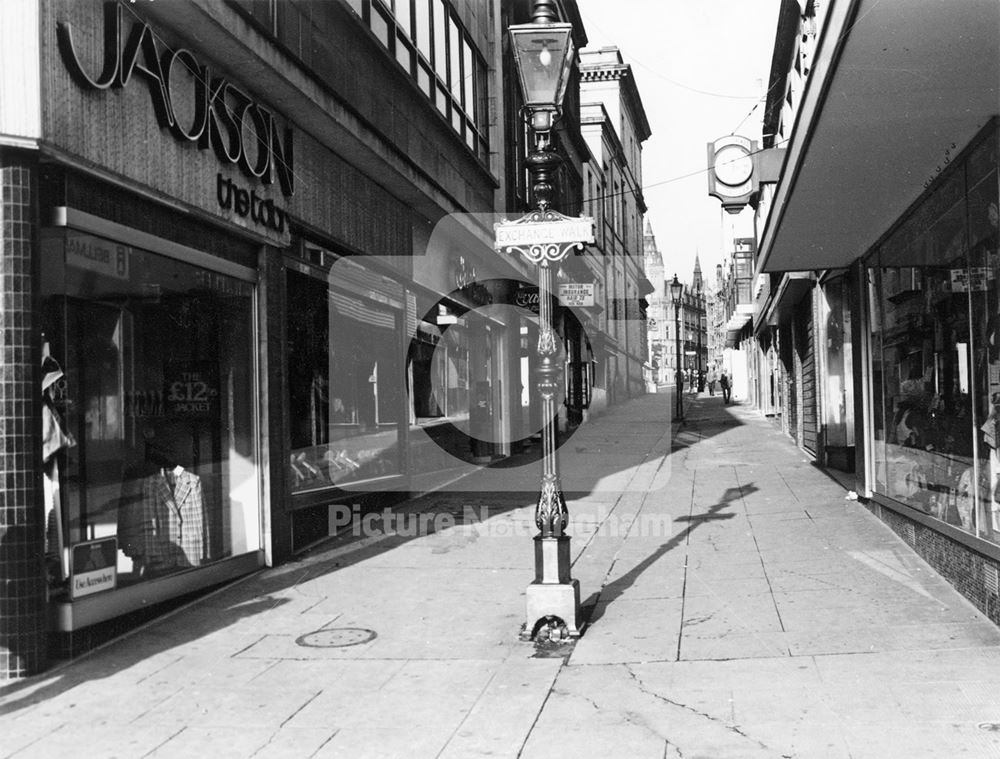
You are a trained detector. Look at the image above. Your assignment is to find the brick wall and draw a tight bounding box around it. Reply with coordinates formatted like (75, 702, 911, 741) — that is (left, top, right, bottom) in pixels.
(0, 151, 46, 679)
(867, 502, 1000, 626)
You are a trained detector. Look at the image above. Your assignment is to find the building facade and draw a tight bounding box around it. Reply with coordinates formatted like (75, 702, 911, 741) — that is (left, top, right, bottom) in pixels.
(0, 0, 656, 679)
(752, 0, 1000, 626)
(678, 270, 708, 392)
(714, 237, 755, 401)
(1, 0, 518, 677)
(579, 47, 653, 403)
(643, 220, 668, 385)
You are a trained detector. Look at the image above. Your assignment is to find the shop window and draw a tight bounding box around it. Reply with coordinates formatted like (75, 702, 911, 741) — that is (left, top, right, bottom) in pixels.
(40, 230, 260, 592)
(286, 267, 403, 493)
(821, 279, 854, 453)
(410, 319, 469, 421)
(867, 124, 1000, 541)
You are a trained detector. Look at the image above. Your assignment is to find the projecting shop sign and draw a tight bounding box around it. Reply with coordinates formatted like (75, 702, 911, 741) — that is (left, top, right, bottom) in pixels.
(558, 283, 595, 307)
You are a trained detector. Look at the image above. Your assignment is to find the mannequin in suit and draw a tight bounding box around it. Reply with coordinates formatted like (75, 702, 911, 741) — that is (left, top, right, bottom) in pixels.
(118, 429, 208, 576)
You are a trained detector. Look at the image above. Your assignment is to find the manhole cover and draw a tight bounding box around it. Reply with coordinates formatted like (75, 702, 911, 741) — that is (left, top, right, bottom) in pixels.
(295, 627, 377, 648)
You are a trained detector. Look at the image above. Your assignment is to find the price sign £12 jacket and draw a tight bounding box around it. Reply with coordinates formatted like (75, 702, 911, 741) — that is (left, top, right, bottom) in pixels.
(165, 361, 219, 419)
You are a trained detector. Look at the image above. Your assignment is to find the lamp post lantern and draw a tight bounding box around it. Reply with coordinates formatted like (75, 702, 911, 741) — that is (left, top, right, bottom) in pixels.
(669, 274, 684, 421)
(496, 0, 590, 642)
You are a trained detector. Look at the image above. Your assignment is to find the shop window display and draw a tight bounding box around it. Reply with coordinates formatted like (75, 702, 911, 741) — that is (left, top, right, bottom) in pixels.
(868, 125, 1000, 541)
(40, 231, 260, 590)
(411, 319, 470, 421)
(821, 279, 854, 461)
(287, 265, 403, 493)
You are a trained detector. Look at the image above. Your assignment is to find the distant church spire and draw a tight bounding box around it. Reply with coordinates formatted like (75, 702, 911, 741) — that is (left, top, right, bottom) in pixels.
(642, 219, 665, 298)
(692, 253, 703, 294)
(643, 219, 659, 261)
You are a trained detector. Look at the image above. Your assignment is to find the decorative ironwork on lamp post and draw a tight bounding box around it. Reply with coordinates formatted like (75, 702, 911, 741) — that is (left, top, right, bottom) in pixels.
(670, 274, 684, 421)
(495, 0, 592, 641)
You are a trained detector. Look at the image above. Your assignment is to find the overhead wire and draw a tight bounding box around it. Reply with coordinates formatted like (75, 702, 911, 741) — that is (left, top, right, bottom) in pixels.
(576, 6, 764, 101)
(117, 3, 787, 219)
(587, 138, 789, 204)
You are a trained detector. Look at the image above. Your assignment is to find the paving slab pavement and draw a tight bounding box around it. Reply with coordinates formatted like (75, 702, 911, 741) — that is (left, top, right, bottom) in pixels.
(3, 391, 1000, 758)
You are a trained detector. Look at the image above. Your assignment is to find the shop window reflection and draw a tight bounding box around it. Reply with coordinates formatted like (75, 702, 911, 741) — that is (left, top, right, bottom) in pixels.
(286, 268, 402, 492)
(868, 125, 1000, 541)
(41, 232, 260, 592)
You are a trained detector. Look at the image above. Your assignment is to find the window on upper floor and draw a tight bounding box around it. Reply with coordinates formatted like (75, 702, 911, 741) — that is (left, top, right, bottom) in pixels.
(620, 188, 628, 244)
(613, 182, 620, 234)
(230, 0, 490, 162)
(735, 251, 752, 279)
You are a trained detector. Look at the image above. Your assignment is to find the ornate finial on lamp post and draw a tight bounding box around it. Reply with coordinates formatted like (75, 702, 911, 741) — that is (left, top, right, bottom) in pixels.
(531, 0, 559, 23)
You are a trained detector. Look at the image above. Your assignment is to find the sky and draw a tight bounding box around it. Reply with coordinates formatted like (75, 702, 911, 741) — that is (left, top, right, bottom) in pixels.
(575, 1, 781, 285)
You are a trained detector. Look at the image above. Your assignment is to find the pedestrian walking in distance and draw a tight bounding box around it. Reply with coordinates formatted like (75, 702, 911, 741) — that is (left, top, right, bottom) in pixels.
(707, 366, 718, 396)
(719, 370, 731, 403)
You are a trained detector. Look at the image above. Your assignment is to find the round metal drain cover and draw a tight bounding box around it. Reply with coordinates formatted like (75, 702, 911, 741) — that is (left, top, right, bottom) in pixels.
(295, 627, 377, 648)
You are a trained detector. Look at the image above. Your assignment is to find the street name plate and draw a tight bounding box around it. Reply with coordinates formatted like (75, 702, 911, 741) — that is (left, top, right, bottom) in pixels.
(495, 218, 595, 249)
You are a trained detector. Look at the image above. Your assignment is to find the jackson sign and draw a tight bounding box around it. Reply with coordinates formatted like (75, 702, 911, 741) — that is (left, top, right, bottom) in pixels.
(57, 2, 295, 198)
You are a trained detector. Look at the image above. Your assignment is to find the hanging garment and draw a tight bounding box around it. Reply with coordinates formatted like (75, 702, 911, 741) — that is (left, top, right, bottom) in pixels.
(120, 467, 208, 573)
(42, 393, 74, 562)
(955, 465, 989, 531)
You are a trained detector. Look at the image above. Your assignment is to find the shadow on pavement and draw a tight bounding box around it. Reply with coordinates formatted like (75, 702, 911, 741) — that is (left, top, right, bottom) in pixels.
(581, 483, 759, 627)
(0, 393, 747, 712)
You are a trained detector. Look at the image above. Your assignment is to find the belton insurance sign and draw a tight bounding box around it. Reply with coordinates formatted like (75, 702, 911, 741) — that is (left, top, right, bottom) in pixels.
(558, 283, 595, 307)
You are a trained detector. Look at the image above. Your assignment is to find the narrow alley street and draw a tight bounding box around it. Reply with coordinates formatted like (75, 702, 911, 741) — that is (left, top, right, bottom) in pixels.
(3, 391, 1000, 758)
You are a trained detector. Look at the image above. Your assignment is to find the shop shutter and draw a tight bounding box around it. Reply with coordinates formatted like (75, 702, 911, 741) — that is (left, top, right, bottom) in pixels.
(796, 292, 818, 455)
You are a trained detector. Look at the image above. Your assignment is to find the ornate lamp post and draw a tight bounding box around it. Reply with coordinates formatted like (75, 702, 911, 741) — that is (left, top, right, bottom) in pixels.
(497, 0, 589, 641)
(670, 274, 684, 420)
(697, 303, 704, 393)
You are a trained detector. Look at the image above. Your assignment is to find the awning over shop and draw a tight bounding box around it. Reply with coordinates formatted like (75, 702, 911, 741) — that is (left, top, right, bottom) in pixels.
(762, 273, 813, 327)
(758, 0, 1000, 274)
(725, 306, 753, 348)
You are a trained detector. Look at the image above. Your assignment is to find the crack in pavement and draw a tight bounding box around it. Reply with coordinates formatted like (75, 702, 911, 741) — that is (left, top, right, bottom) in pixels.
(624, 664, 792, 757)
(553, 688, 601, 712)
(554, 688, 690, 750)
(681, 614, 714, 627)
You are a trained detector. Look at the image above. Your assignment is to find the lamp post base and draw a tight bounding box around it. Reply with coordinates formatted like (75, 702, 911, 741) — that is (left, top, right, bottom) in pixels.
(522, 535, 581, 641)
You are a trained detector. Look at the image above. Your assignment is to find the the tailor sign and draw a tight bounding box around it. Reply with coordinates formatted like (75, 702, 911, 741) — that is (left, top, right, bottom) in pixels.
(57, 2, 294, 200)
(217, 174, 287, 233)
